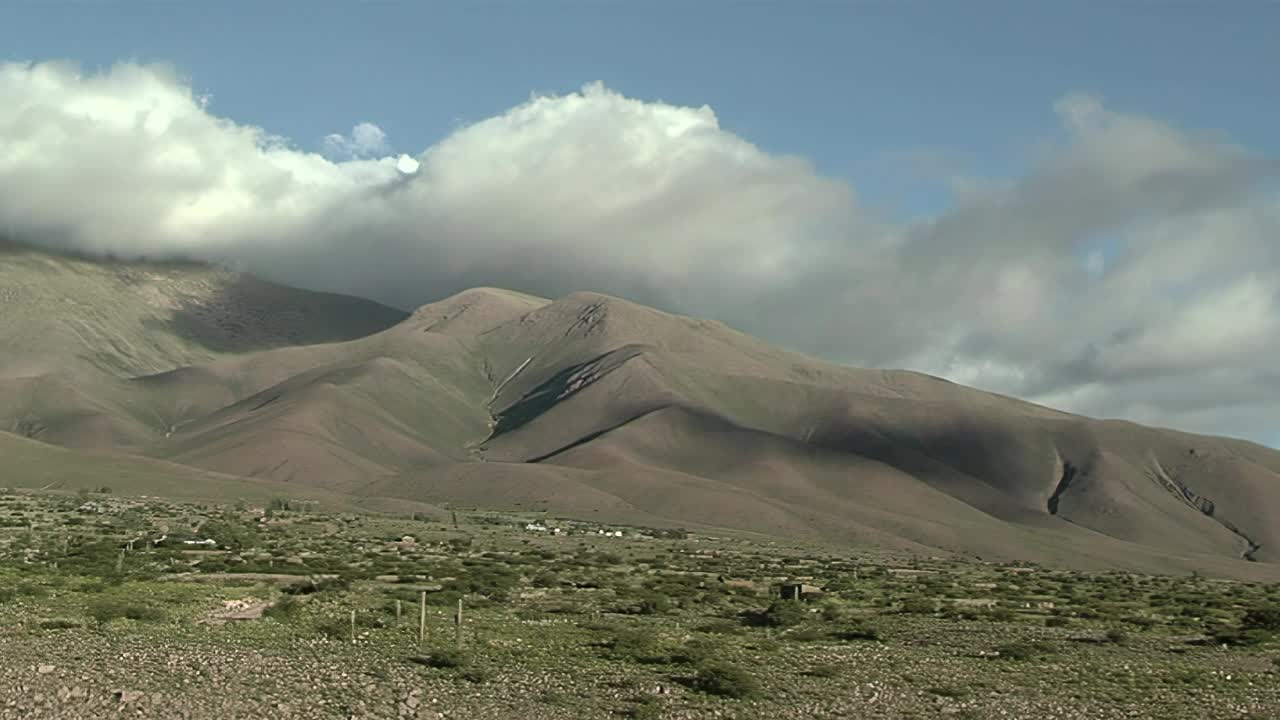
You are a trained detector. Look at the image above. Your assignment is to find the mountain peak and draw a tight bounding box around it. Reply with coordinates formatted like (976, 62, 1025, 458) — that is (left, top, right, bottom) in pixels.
(408, 287, 550, 336)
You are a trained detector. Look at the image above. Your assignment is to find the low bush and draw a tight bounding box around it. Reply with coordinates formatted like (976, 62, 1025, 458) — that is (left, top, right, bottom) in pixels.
(805, 663, 841, 678)
(689, 662, 761, 699)
(927, 686, 971, 698)
(282, 575, 352, 596)
(1242, 606, 1280, 633)
(263, 595, 302, 621)
(693, 619, 742, 635)
(669, 638, 721, 665)
(459, 667, 492, 684)
(411, 649, 469, 669)
(783, 626, 826, 642)
(88, 597, 166, 624)
(900, 597, 937, 615)
(600, 628, 668, 664)
(993, 640, 1057, 661)
(1213, 628, 1272, 647)
(742, 600, 807, 628)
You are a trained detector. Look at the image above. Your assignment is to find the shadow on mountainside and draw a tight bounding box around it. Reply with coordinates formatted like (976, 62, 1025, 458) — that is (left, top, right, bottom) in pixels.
(138, 273, 407, 355)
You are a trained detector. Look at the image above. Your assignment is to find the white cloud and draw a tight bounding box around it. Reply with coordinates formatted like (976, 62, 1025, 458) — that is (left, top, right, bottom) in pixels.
(395, 154, 419, 174)
(0, 61, 1277, 445)
(323, 121, 391, 159)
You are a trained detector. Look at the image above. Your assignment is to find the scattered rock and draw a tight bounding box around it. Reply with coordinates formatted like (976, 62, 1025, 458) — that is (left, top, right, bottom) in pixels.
(114, 690, 144, 704)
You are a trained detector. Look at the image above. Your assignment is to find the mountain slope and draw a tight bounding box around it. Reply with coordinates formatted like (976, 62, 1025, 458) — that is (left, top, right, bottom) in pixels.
(0, 242, 407, 448)
(2, 248, 1279, 579)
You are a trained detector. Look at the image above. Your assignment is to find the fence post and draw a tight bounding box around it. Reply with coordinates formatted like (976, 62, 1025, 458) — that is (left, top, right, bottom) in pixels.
(455, 597, 464, 649)
(419, 591, 427, 646)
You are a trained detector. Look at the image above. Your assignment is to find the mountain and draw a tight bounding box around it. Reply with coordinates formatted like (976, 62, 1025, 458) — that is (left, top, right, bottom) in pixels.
(2, 246, 1279, 580)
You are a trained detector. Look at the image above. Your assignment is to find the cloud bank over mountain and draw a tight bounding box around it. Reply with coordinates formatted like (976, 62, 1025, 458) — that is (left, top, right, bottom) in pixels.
(1, 61, 1277, 444)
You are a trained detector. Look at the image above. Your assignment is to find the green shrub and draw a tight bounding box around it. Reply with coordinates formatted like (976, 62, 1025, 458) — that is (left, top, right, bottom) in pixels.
(785, 627, 826, 642)
(744, 600, 807, 628)
(900, 597, 937, 615)
(818, 602, 851, 624)
(412, 649, 469, 669)
(1214, 628, 1272, 647)
(693, 619, 742, 635)
(670, 638, 721, 665)
(927, 686, 970, 698)
(993, 640, 1057, 661)
(531, 571, 560, 588)
(1105, 628, 1129, 645)
(88, 597, 166, 624)
(449, 667, 486, 684)
(316, 617, 352, 640)
(263, 596, 302, 621)
(633, 591, 671, 616)
(806, 663, 841, 678)
(283, 575, 352, 596)
(985, 607, 1017, 622)
(1123, 615, 1156, 630)
(1242, 606, 1280, 633)
(689, 662, 761, 699)
(601, 628, 667, 664)
(199, 518, 258, 551)
(444, 565, 519, 601)
(1045, 616, 1071, 628)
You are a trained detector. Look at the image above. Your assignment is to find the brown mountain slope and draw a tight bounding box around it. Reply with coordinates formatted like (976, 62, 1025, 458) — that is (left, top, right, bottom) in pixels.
(2, 250, 1278, 579)
(0, 243, 407, 449)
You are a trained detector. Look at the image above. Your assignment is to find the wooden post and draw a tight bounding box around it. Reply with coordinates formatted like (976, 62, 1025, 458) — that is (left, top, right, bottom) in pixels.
(116, 549, 124, 574)
(455, 597, 464, 649)
(350, 609, 356, 644)
(395, 599, 402, 626)
(418, 592, 427, 646)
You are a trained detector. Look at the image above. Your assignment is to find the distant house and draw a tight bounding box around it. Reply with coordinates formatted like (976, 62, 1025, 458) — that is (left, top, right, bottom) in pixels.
(780, 582, 824, 601)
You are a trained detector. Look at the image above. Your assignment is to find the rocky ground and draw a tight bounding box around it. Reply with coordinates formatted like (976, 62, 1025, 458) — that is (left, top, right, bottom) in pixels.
(1, 490, 1278, 719)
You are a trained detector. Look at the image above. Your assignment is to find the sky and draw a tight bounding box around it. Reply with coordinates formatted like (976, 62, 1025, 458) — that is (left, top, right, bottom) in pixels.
(1, 1, 1278, 447)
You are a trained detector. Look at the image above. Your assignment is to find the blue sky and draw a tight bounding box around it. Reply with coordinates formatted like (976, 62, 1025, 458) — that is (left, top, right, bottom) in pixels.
(5, 1, 1276, 219)
(3, 2, 1279, 446)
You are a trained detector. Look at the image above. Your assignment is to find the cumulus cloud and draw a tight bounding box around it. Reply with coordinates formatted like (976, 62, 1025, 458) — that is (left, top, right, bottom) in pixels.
(323, 121, 391, 159)
(1, 61, 1277, 445)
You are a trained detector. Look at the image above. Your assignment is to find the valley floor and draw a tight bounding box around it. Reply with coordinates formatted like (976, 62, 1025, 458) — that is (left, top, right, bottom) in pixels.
(1, 490, 1278, 719)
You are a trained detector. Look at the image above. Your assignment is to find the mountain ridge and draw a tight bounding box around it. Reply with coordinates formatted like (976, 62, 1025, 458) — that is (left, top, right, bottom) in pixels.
(2, 248, 1278, 580)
